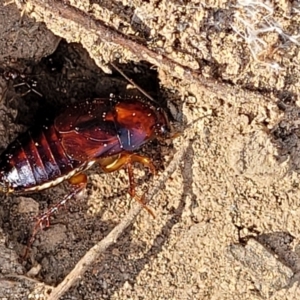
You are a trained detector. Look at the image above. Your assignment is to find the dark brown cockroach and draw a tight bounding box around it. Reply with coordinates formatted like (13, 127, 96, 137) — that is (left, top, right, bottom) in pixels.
(0, 95, 169, 253)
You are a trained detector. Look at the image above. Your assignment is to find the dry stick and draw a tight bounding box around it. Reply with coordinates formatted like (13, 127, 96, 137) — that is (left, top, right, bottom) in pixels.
(14, 0, 268, 103)
(17, 0, 198, 82)
(46, 139, 190, 300)
(110, 62, 156, 103)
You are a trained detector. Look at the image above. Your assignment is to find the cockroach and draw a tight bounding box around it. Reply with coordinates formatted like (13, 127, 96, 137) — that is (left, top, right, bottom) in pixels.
(0, 95, 169, 252)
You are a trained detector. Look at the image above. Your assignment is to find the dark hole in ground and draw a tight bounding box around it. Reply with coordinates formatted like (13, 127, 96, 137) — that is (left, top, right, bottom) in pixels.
(0, 39, 176, 292)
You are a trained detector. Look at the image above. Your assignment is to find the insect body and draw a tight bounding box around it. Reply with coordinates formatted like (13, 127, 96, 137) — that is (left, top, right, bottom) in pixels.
(0, 97, 169, 247)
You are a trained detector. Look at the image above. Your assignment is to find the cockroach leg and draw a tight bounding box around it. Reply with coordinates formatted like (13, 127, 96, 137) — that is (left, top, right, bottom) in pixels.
(98, 152, 156, 175)
(23, 173, 87, 258)
(98, 152, 156, 217)
(13, 81, 43, 97)
(126, 161, 155, 218)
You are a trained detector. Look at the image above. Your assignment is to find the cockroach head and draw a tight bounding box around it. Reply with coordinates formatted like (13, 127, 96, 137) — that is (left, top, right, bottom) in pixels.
(154, 107, 171, 138)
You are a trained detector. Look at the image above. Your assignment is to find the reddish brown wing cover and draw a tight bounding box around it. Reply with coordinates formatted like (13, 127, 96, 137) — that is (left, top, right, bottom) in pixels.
(55, 98, 161, 161)
(55, 99, 119, 161)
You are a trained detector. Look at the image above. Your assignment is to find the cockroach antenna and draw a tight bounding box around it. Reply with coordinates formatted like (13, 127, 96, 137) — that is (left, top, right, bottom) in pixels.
(110, 62, 157, 104)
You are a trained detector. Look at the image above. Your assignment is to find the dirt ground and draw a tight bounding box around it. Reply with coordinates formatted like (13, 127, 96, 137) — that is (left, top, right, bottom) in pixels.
(1, 0, 300, 299)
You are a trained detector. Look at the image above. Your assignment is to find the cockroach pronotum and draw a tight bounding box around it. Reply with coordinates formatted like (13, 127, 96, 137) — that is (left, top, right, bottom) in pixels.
(0, 95, 169, 253)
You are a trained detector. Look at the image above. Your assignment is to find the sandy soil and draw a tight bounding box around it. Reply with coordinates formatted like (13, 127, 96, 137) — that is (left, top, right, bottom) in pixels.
(1, 0, 300, 299)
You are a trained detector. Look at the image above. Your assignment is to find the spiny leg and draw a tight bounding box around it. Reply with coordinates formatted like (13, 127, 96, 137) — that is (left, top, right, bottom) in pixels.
(23, 173, 87, 258)
(98, 152, 156, 217)
(126, 161, 155, 217)
(98, 152, 156, 175)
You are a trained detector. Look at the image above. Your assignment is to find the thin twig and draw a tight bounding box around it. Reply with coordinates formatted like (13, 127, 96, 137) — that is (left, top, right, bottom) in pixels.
(44, 139, 189, 300)
(14, 0, 270, 104)
(110, 62, 156, 103)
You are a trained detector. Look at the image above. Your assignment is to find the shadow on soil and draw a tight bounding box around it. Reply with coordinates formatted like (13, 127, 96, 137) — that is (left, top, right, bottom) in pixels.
(0, 40, 186, 299)
(74, 140, 195, 299)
